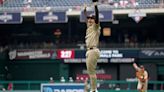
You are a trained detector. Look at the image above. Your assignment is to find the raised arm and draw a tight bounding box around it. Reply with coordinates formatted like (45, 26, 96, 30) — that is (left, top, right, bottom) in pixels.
(83, 4, 88, 23)
(133, 63, 140, 71)
(94, 2, 99, 24)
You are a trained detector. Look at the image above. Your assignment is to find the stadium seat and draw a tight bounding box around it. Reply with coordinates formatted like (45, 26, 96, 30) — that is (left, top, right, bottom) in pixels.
(1, 0, 161, 10)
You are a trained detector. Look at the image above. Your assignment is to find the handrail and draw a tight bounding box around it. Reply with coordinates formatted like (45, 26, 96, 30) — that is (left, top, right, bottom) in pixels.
(0, 80, 163, 90)
(0, 80, 164, 83)
(8, 43, 164, 49)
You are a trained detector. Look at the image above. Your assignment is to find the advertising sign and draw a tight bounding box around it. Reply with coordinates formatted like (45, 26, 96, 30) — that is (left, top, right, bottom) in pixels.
(128, 9, 146, 23)
(0, 12, 22, 24)
(80, 10, 113, 22)
(57, 50, 75, 59)
(64, 58, 108, 63)
(41, 83, 85, 92)
(100, 49, 138, 58)
(10, 49, 164, 60)
(110, 58, 135, 63)
(100, 50, 123, 58)
(9, 49, 138, 62)
(35, 11, 68, 23)
(139, 49, 164, 59)
(9, 50, 56, 60)
(75, 49, 138, 59)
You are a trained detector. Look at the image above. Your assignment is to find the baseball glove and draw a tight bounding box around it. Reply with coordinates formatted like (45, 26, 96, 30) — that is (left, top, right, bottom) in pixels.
(139, 77, 146, 82)
(92, 0, 98, 2)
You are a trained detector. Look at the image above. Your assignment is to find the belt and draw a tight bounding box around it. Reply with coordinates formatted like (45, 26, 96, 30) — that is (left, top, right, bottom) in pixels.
(87, 47, 97, 50)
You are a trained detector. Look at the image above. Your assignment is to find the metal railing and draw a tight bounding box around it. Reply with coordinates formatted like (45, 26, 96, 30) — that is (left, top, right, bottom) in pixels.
(8, 43, 164, 49)
(0, 80, 163, 91)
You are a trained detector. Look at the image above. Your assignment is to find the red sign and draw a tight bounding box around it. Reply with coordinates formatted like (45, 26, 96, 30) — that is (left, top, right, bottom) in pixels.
(76, 74, 112, 81)
(57, 50, 75, 59)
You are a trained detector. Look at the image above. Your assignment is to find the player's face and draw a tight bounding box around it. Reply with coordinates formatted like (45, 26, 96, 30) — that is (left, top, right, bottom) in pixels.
(87, 17, 95, 27)
(140, 66, 145, 71)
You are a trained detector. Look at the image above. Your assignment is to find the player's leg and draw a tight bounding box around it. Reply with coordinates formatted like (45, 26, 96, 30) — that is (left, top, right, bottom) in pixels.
(142, 81, 148, 92)
(86, 51, 97, 92)
(137, 81, 143, 92)
(84, 79, 89, 92)
(141, 84, 145, 92)
(86, 50, 99, 92)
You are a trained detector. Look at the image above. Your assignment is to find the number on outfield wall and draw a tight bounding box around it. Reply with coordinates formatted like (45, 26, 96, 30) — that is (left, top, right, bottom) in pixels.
(61, 51, 72, 58)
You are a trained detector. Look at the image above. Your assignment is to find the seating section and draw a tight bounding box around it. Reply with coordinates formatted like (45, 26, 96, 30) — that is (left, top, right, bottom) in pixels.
(3, 0, 92, 7)
(2, 0, 161, 9)
(137, 0, 157, 4)
(30, 0, 92, 7)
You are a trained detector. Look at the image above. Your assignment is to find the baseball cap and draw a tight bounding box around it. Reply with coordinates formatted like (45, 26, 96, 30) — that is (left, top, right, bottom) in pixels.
(140, 65, 144, 69)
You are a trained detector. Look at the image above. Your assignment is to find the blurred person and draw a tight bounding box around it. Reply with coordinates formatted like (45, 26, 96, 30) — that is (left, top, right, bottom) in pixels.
(133, 63, 148, 92)
(83, 1, 100, 92)
(100, 0, 109, 4)
(129, 36, 135, 47)
(69, 77, 74, 82)
(130, 0, 137, 7)
(115, 84, 120, 91)
(119, 0, 129, 8)
(49, 77, 54, 83)
(0, 0, 3, 5)
(160, 0, 164, 7)
(108, 0, 114, 4)
(7, 83, 13, 90)
(5, 66, 12, 80)
(145, 38, 151, 47)
(124, 34, 130, 47)
(76, 77, 80, 83)
(2, 88, 6, 92)
(80, 77, 84, 82)
(60, 76, 65, 83)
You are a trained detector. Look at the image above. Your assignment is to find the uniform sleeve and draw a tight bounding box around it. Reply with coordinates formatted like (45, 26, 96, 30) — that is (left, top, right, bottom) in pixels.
(144, 71, 148, 79)
(84, 7, 88, 23)
(133, 63, 141, 71)
(93, 23, 100, 31)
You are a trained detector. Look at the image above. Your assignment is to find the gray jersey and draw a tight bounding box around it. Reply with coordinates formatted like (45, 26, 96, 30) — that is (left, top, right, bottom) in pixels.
(85, 24, 101, 48)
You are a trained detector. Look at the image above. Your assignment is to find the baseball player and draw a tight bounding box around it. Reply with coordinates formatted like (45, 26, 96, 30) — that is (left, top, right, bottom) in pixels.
(133, 63, 148, 92)
(83, 1, 100, 92)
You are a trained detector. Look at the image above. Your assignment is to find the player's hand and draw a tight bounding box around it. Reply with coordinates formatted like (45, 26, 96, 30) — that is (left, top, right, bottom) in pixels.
(141, 79, 145, 82)
(93, 2, 98, 6)
(139, 78, 146, 82)
(84, 3, 87, 10)
(83, 3, 88, 17)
